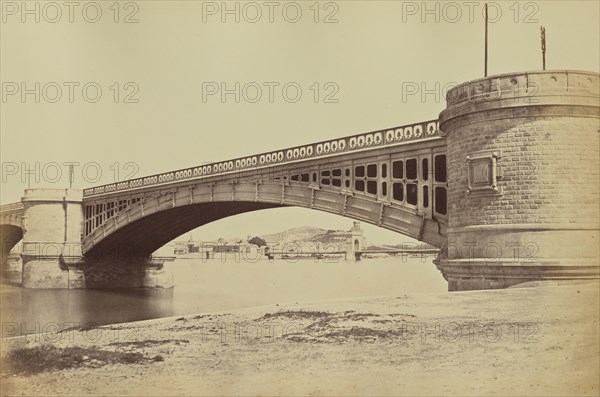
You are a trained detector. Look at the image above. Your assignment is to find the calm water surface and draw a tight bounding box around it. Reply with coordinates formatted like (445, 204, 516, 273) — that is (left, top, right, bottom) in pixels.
(1, 256, 446, 336)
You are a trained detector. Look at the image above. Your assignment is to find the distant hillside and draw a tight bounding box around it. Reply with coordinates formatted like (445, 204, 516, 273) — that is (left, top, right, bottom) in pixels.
(307, 230, 350, 244)
(177, 225, 426, 247)
(259, 226, 430, 247)
(260, 226, 329, 243)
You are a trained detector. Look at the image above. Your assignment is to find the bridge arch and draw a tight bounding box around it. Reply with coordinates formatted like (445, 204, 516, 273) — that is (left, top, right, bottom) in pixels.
(83, 181, 445, 259)
(0, 203, 24, 262)
(0, 224, 23, 257)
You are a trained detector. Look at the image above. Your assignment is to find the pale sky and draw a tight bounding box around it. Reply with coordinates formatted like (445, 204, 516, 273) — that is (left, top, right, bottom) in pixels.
(1, 0, 599, 244)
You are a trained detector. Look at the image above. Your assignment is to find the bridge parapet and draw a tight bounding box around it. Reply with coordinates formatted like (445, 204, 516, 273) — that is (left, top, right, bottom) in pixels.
(445, 70, 599, 109)
(83, 119, 440, 197)
(0, 202, 24, 215)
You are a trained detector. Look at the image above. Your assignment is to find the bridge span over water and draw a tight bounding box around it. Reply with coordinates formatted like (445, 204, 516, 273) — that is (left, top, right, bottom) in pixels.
(1, 70, 599, 291)
(78, 118, 446, 257)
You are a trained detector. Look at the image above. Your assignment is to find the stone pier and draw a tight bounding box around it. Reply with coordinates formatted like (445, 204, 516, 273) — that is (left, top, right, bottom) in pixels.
(20, 188, 173, 289)
(20, 189, 84, 288)
(435, 70, 600, 290)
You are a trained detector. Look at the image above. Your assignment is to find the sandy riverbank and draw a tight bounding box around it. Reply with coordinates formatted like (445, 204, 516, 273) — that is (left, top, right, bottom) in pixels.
(1, 282, 599, 396)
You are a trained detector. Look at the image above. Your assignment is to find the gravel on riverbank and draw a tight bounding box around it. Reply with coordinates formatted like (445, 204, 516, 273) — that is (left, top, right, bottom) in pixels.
(1, 283, 599, 396)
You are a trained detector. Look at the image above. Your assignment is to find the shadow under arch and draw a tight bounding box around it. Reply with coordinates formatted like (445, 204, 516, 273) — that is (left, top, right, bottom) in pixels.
(85, 201, 284, 260)
(0, 224, 23, 259)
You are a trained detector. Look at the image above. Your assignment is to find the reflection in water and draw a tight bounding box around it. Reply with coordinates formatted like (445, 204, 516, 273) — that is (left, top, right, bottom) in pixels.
(1, 256, 446, 336)
(1, 287, 175, 333)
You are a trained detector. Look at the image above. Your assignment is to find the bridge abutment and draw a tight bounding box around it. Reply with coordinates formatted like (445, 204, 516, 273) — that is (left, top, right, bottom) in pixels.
(20, 189, 173, 289)
(437, 70, 600, 291)
(21, 189, 84, 288)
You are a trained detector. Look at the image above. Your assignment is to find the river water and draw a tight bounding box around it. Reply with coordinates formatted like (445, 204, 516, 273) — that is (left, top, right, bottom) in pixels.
(0, 256, 446, 337)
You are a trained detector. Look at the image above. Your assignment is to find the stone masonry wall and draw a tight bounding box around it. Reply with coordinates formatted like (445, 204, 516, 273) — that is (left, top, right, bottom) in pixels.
(447, 115, 600, 229)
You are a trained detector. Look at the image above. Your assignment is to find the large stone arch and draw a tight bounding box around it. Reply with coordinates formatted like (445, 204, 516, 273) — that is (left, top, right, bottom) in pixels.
(83, 181, 446, 259)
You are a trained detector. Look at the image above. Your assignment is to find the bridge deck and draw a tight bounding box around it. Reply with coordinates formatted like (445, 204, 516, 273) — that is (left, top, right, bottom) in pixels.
(2, 119, 448, 257)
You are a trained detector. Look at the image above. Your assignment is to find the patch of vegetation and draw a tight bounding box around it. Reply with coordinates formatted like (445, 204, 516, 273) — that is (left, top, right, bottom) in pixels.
(389, 312, 416, 318)
(167, 324, 219, 332)
(282, 326, 406, 343)
(308, 231, 341, 245)
(285, 335, 330, 344)
(323, 326, 403, 340)
(5, 345, 162, 375)
(373, 319, 393, 324)
(258, 310, 333, 321)
(304, 317, 336, 332)
(108, 339, 189, 348)
(342, 312, 381, 321)
(248, 236, 267, 247)
(103, 326, 137, 331)
(58, 323, 100, 333)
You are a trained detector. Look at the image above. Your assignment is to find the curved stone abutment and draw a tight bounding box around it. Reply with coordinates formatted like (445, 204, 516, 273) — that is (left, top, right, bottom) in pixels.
(436, 70, 600, 291)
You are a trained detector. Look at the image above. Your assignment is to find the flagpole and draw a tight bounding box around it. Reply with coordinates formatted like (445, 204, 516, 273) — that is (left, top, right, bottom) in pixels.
(484, 3, 488, 77)
(69, 164, 74, 188)
(541, 26, 546, 70)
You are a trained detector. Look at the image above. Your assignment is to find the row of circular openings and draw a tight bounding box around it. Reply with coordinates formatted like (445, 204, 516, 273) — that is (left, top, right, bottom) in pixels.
(316, 140, 346, 155)
(90, 157, 249, 194)
(259, 152, 285, 165)
(86, 123, 439, 195)
(286, 146, 314, 160)
(348, 132, 383, 149)
(383, 124, 438, 143)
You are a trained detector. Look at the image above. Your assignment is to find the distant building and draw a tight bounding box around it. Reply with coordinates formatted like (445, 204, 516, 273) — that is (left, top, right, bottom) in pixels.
(346, 222, 366, 254)
(187, 234, 200, 253)
(213, 244, 240, 253)
(171, 222, 367, 260)
(174, 240, 189, 255)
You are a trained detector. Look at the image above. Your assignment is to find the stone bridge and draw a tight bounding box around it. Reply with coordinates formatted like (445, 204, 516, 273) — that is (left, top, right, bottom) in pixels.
(1, 70, 599, 290)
